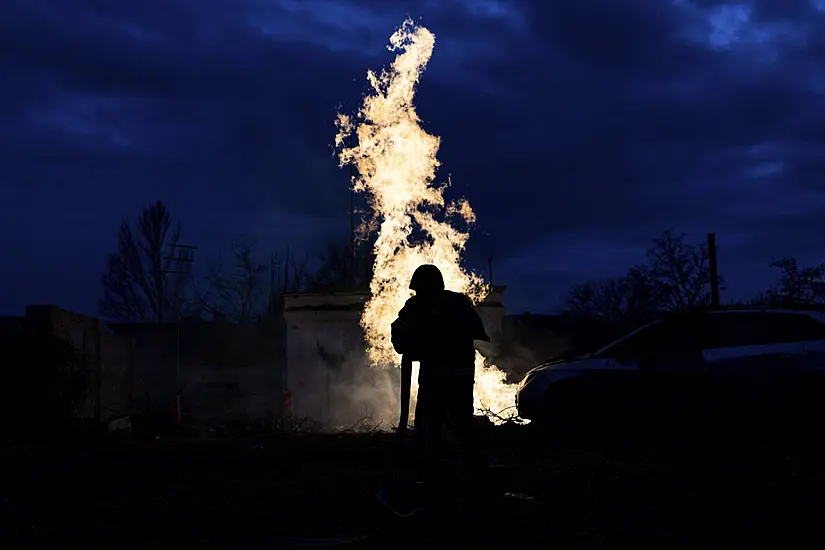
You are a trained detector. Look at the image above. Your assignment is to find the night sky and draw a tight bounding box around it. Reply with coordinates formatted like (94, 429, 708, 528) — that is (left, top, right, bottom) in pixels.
(3, 0, 825, 316)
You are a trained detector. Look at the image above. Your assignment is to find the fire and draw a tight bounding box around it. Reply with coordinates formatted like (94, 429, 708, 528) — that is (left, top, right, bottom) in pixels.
(335, 19, 517, 423)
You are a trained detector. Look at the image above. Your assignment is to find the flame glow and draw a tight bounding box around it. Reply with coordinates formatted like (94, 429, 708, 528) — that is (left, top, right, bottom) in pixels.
(335, 19, 517, 423)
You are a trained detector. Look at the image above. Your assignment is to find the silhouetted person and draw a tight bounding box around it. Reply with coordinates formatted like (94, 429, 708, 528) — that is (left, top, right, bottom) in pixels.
(391, 264, 490, 491)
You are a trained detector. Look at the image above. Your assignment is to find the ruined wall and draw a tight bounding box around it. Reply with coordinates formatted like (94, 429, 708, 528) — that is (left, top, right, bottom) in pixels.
(181, 362, 281, 430)
(180, 318, 284, 430)
(110, 317, 285, 432)
(25, 305, 134, 423)
(283, 292, 379, 423)
(99, 330, 133, 422)
(28, 305, 95, 420)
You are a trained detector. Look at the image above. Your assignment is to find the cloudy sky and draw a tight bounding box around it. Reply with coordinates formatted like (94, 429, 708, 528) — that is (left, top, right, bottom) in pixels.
(3, 0, 825, 316)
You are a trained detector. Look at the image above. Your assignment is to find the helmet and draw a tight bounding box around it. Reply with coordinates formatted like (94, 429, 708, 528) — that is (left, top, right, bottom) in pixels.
(409, 264, 445, 293)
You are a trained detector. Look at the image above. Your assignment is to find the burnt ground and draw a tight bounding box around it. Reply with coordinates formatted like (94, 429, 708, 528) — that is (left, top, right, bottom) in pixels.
(2, 425, 825, 548)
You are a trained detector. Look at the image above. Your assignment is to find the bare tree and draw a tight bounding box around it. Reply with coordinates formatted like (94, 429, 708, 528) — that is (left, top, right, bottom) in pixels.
(565, 278, 625, 326)
(763, 258, 825, 305)
(198, 243, 311, 320)
(565, 264, 660, 329)
(739, 292, 774, 307)
(565, 230, 726, 327)
(307, 240, 373, 292)
(99, 201, 191, 322)
(646, 229, 723, 311)
(198, 242, 268, 322)
(619, 264, 663, 325)
(276, 246, 311, 296)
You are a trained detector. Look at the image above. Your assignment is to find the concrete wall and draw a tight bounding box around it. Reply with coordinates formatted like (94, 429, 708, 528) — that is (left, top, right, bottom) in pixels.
(13, 284, 515, 431)
(24, 305, 133, 423)
(282, 292, 371, 423)
(180, 362, 281, 430)
(99, 330, 134, 422)
(109, 316, 285, 432)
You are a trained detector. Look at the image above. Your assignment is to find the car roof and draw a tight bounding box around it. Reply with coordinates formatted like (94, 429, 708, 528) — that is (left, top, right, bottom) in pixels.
(593, 306, 825, 357)
(664, 306, 825, 324)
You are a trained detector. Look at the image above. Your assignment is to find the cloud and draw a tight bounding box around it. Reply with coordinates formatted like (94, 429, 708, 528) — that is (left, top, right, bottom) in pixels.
(465, 0, 825, 294)
(3, 0, 825, 314)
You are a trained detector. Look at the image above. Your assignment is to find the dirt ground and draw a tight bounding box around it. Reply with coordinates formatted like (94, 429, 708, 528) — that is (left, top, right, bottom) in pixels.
(2, 425, 825, 548)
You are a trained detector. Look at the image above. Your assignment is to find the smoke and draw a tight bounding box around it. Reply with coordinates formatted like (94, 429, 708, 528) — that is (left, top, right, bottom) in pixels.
(289, 348, 402, 431)
(290, 316, 580, 429)
(325, 352, 400, 429)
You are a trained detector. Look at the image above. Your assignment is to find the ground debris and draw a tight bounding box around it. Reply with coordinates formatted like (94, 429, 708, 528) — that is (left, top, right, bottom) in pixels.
(2, 427, 825, 546)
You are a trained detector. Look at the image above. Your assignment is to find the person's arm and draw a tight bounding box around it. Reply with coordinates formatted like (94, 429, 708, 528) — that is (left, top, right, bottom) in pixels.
(391, 298, 421, 356)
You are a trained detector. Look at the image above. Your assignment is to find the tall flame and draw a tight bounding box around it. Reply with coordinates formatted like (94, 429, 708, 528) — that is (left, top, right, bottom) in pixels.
(335, 19, 517, 422)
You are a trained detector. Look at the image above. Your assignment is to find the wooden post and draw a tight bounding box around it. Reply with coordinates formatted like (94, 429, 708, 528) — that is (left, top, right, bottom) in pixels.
(398, 355, 412, 434)
(708, 233, 720, 308)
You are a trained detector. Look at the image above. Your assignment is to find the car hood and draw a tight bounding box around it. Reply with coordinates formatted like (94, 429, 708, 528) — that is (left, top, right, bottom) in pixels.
(532, 355, 605, 372)
(518, 356, 609, 391)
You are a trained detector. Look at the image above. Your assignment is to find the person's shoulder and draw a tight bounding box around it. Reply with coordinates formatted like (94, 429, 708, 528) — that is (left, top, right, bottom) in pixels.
(399, 295, 422, 313)
(444, 290, 474, 307)
(403, 295, 422, 307)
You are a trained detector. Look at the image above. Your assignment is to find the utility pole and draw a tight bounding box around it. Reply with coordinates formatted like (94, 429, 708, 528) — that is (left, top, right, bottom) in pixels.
(707, 233, 720, 308)
(488, 255, 494, 287)
(268, 252, 277, 313)
(284, 244, 291, 293)
(162, 243, 197, 430)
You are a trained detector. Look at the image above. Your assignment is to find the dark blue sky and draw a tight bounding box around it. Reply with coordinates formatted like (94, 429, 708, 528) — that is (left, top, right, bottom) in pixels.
(3, 0, 825, 316)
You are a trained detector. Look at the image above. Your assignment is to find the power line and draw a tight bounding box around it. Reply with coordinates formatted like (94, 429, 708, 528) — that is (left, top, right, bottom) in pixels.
(708, 233, 720, 308)
(162, 243, 198, 275)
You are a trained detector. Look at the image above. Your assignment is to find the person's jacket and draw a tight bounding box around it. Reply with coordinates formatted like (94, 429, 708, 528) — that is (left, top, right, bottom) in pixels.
(390, 289, 490, 379)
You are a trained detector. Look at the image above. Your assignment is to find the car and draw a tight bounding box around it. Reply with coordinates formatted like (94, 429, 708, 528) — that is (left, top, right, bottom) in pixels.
(516, 307, 825, 434)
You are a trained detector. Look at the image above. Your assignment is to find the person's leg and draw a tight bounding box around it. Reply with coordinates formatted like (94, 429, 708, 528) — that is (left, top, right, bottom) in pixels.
(413, 385, 427, 459)
(445, 376, 482, 471)
(414, 383, 445, 488)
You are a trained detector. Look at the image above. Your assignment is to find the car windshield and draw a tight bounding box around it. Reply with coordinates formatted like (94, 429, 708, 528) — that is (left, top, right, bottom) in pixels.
(592, 320, 661, 358)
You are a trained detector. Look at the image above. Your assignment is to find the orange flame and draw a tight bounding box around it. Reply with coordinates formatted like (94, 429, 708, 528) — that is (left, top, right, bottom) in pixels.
(336, 19, 517, 422)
